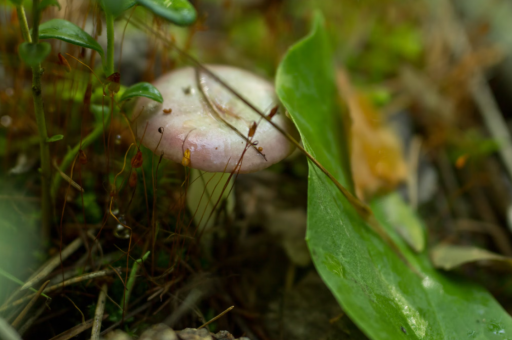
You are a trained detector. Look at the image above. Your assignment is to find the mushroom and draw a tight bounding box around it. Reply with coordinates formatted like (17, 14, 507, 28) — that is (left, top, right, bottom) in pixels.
(132, 65, 298, 230)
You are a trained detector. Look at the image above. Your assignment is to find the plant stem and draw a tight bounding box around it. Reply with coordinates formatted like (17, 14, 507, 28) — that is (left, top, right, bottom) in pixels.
(105, 12, 115, 76)
(16, 5, 31, 43)
(120, 251, 150, 312)
(17, 1, 52, 240)
(51, 109, 111, 198)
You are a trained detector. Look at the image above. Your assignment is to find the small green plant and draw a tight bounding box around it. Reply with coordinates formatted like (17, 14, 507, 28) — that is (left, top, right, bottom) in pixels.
(11, 0, 197, 239)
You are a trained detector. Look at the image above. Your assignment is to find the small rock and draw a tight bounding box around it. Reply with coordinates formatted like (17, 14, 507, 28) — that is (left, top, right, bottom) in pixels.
(140, 324, 178, 340)
(212, 330, 235, 339)
(177, 328, 212, 340)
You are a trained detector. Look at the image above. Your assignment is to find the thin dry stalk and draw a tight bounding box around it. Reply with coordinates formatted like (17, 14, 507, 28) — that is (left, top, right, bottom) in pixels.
(0, 268, 118, 313)
(21, 237, 83, 291)
(198, 305, 234, 329)
(90, 284, 108, 340)
(18, 304, 46, 336)
(53, 160, 84, 192)
(11, 280, 50, 329)
(407, 137, 422, 210)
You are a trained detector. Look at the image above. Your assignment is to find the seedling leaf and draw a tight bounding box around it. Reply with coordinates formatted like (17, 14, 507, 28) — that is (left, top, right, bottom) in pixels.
(39, 0, 61, 11)
(101, 0, 136, 17)
(119, 82, 163, 103)
(38, 19, 104, 59)
(47, 134, 64, 143)
(135, 0, 196, 26)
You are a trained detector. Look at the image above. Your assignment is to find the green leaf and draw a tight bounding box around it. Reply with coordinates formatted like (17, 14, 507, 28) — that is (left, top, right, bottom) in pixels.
(119, 82, 163, 103)
(38, 19, 104, 59)
(47, 134, 64, 143)
(18, 42, 51, 67)
(100, 0, 135, 17)
(430, 245, 512, 270)
(276, 12, 512, 340)
(39, 0, 61, 10)
(8, 0, 23, 5)
(371, 192, 425, 252)
(136, 0, 196, 26)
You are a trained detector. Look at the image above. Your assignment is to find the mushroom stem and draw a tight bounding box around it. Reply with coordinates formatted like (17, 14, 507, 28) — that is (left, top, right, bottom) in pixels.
(186, 169, 235, 237)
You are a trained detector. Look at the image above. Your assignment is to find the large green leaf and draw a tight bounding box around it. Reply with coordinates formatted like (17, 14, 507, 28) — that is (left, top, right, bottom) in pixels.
(38, 19, 104, 59)
(119, 82, 163, 103)
(276, 12, 512, 340)
(136, 0, 196, 26)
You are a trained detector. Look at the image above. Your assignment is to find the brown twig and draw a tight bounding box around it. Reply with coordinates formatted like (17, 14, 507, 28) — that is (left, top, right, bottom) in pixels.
(90, 284, 108, 340)
(0, 269, 119, 313)
(20, 238, 83, 291)
(11, 280, 50, 329)
(198, 305, 234, 329)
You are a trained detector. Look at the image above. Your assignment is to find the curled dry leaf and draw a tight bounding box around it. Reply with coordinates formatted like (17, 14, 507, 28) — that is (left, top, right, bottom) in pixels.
(336, 68, 408, 200)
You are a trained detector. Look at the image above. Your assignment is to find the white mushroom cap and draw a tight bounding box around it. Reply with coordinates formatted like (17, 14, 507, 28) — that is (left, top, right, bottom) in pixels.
(132, 65, 297, 173)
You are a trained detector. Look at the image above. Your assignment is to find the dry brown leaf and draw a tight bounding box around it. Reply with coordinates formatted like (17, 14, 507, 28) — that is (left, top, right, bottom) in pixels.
(337, 69, 408, 200)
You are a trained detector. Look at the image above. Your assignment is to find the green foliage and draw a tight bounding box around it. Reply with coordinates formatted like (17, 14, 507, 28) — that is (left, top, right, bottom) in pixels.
(18, 42, 51, 67)
(135, 0, 197, 26)
(276, 17, 353, 193)
(8, 0, 23, 5)
(448, 129, 501, 165)
(76, 191, 102, 223)
(38, 19, 105, 60)
(119, 82, 163, 104)
(47, 134, 64, 142)
(39, 0, 61, 11)
(276, 12, 512, 340)
(100, 0, 135, 17)
(370, 192, 425, 252)
(347, 22, 422, 80)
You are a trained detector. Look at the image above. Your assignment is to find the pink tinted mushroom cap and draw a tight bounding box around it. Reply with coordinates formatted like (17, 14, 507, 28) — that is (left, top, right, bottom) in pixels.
(132, 65, 297, 173)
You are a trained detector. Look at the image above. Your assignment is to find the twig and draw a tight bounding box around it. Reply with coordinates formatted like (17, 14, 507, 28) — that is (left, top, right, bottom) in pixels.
(407, 137, 422, 210)
(198, 305, 234, 329)
(63, 296, 85, 324)
(53, 160, 84, 192)
(18, 304, 46, 335)
(90, 284, 107, 340)
(21, 237, 83, 291)
(11, 280, 49, 329)
(0, 268, 118, 313)
(0, 268, 51, 304)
